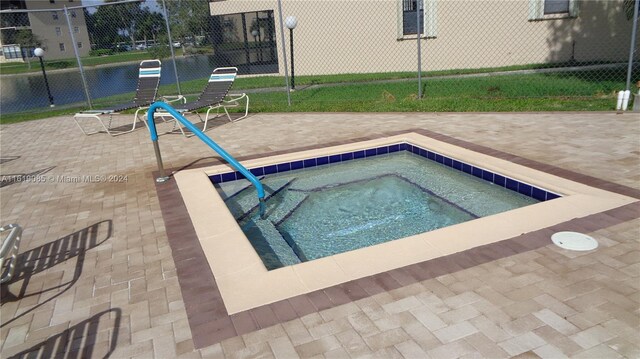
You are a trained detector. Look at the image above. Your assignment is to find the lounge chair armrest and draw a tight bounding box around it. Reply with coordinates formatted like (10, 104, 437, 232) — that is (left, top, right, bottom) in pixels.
(225, 93, 247, 102)
(153, 108, 188, 116)
(76, 110, 114, 115)
(161, 95, 187, 104)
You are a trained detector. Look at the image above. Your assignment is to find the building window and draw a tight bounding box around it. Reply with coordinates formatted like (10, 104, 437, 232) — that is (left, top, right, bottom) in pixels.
(529, 0, 577, 19)
(2, 45, 22, 59)
(398, 0, 437, 38)
(71, 10, 77, 18)
(211, 10, 279, 74)
(52, 11, 59, 20)
(59, 43, 65, 51)
(74, 26, 79, 33)
(544, 0, 569, 14)
(1, 12, 30, 28)
(402, 0, 423, 35)
(77, 42, 82, 48)
(55, 27, 62, 36)
(50, 0, 55, 3)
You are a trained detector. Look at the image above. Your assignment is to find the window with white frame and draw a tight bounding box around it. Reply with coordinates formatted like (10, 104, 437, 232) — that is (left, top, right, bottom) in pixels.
(529, 0, 578, 19)
(77, 42, 82, 48)
(2, 45, 22, 59)
(55, 27, 61, 36)
(59, 43, 65, 51)
(74, 26, 79, 33)
(52, 11, 59, 20)
(544, 0, 569, 14)
(398, 0, 437, 38)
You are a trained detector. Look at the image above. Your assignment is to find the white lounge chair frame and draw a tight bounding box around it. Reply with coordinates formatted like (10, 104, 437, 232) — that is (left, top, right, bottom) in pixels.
(157, 67, 249, 137)
(73, 60, 162, 136)
(1, 224, 22, 284)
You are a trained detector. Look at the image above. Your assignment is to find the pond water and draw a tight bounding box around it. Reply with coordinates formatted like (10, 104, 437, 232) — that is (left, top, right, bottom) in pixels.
(1, 54, 276, 114)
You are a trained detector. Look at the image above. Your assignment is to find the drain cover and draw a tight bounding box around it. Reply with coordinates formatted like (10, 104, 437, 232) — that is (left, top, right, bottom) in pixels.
(551, 232, 598, 251)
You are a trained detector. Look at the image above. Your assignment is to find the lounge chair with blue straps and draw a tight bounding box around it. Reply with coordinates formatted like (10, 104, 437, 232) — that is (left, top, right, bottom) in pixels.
(73, 60, 162, 136)
(159, 67, 248, 135)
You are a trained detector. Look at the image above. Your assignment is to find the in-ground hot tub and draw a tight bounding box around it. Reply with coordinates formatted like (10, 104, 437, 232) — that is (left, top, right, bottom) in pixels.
(213, 144, 559, 270)
(174, 133, 635, 313)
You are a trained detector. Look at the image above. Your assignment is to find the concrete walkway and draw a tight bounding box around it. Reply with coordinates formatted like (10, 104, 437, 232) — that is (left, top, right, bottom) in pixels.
(0, 112, 638, 358)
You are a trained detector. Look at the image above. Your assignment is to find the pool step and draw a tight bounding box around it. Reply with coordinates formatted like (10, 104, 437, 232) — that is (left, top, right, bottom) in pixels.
(216, 178, 260, 201)
(224, 178, 292, 219)
(268, 191, 308, 226)
(288, 157, 409, 192)
(242, 219, 301, 269)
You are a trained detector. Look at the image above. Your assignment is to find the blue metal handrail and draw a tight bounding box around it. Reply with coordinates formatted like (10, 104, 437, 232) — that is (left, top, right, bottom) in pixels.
(147, 101, 266, 217)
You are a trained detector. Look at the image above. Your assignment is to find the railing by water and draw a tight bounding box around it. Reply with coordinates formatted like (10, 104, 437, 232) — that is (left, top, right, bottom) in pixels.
(146, 101, 266, 218)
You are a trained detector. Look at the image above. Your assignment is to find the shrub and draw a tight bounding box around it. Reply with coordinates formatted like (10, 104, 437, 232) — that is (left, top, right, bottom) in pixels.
(185, 46, 211, 55)
(147, 45, 171, 60)
(47, 61, 72, 69)
(89, 49, 114, 56)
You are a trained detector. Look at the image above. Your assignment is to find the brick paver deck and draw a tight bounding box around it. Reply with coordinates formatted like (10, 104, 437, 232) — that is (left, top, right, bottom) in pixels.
(1, 112, 638, 358)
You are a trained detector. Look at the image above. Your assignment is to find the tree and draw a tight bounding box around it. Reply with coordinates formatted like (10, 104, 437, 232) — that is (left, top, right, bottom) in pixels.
(147, 35, 171, 59)
(136, 11, 166, 44)
(90, 1, 145, 48)
(12, 29, 40, 67)
(85, 3, 167, 50)
(14, 29, 40, 49)
(158, 0, 213, 49)
(86, 6, 126, 49)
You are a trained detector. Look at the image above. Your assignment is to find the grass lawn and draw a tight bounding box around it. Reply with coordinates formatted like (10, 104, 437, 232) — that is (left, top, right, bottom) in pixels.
(0, 51, 157, 75)
(245, 73, 618, 112)
(0, 70, 626, 124)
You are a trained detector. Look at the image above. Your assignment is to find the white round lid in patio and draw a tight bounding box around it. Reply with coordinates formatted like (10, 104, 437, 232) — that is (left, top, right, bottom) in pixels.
(551, 231, 598, 251)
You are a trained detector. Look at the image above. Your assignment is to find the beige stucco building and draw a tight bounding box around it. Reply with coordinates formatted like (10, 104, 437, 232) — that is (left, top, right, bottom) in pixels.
(1, 0, 90, 62)
(209, 0, 638, 76)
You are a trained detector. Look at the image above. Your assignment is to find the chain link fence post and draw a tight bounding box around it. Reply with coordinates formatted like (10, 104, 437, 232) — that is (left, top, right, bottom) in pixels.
(276, 0, 291, 106)
(161, 0, 181, 96)
(417, 0, 422, 99)
(63, 5, 92, 109)
(626, 0, 639, 91)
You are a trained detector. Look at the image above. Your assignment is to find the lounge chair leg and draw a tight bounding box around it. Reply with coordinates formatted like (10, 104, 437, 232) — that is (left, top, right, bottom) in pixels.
(177, 113, 191, 137)
(73, 113, 114, 136)
(236, 94, 249, 122)
(153, 110, 192, 138)
(134, 108, 143, 131)
(108, 107, 150, 136)
(223, 93, 249, 122)
(204, 108, 218, 132)
(223, 107, 233, 123)
(73, 115, 95, 136)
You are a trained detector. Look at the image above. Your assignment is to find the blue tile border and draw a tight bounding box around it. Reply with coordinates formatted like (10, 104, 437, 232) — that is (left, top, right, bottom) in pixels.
(209, 142, 562, 202)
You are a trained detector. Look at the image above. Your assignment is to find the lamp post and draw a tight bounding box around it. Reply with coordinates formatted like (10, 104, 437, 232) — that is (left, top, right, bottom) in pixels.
(285, 16, 297, 90)
(34, 47, 54, 107)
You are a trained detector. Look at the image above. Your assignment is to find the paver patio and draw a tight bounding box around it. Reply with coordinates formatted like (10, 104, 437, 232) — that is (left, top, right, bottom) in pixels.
(0, 112, 638, 358)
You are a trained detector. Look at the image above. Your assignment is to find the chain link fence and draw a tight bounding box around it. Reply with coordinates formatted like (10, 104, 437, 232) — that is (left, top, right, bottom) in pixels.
(1, 0, 638, 117)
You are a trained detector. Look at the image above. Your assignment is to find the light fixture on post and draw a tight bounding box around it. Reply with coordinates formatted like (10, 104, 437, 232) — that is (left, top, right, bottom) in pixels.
(34, 47, 54, 107)
(284, 15, 297, 90)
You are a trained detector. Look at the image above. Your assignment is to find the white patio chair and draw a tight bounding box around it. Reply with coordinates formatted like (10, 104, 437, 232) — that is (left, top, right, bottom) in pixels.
(73, 60, 162, 136)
